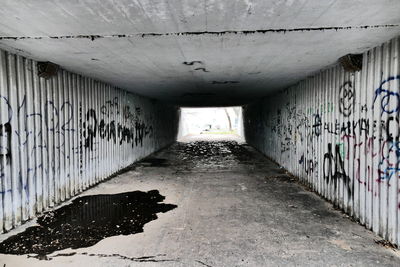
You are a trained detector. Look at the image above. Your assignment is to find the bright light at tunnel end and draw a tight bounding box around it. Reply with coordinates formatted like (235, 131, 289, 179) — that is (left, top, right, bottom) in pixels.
(178, 107, 244, 141)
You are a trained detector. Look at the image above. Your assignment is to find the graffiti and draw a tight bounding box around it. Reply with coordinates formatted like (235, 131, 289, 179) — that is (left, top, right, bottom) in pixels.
(243, 45, 400, 249)
(0, 122, 12, 179)
(100, 97, 120, 117)
(325, 118, 371, 137)
(386, 116, 399, 141)
(84, 109, 98, 150)
(320, 102, 334, 114)
(85, 108, 152, 150)
(280, 137, 291, 153)
(312, 114, 322, 137)
(339, 81, 355, 117)
(60, 102, 74, 132)
(299, 154, 317, 175)
(323, 143, 352, 196)
(378, 141, 400, 181)
(307, 102, 334, 115)
(79, 101, 83, 175)
(361, 104, 368, 112)
(373, 75, 400, 115)
(0, 46, 182, 233)
(0, 123, 12, 159)
(324, 120, 340, 135)
(0, 92, 157, 187)
(249, 73, 400, 198)
(0, 96, 12, 124)
(271, 109, 282, 137)
(295, 111, 308, 143)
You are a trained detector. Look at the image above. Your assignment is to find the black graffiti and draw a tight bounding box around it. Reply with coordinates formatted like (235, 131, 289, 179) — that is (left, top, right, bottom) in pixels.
(0, 96, 13, 124)
(339, 81, 355, 117)
(79, 102, 83, 174)
(82, 109, 153, 150)
(324, 121, 340, 135)
(84, 109, 98, 150)
(60, 102, 74, 131)
(361, 104, 368, 112)
(44, 101, 59, 131)
(118, 124, 133, 145)
(100, 97, 119, 117)
(135, 107, 141, 116)
(122, 106, 133, 122)
(271, 109, 282, 136)
(323, 118, 370, 136)
(323, 144, 352, 196)
(280, 137, 291, 153)
(386, 116, 400, 142)
(0, 123, 12, 159)
(312, 114, 322, 137)
(299, 155, 317, 175)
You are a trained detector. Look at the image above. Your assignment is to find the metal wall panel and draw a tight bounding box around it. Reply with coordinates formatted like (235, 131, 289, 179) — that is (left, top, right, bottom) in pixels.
(0, 48, 179, 232)
(244, 36, 400, 246)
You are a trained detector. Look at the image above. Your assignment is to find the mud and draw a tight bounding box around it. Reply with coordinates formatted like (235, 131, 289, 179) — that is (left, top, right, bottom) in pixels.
(173, 140, 255, 166)
(0, 190, 176, 257)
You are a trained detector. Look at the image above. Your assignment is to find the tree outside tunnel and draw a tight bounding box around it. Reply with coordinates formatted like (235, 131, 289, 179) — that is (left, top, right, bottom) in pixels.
(178, 107, 244, 140)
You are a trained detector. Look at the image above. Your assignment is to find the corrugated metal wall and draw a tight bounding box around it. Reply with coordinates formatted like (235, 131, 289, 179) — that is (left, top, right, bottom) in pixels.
(244, 36, 400, 246)
(0, 48, 179, 232)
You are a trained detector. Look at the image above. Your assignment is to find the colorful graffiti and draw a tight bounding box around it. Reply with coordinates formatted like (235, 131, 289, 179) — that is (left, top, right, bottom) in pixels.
(243, 38, 400, 246)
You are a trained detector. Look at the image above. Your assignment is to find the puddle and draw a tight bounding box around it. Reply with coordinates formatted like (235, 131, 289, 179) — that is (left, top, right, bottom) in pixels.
(270, 168, 286, 174)
(139, 158, 169, 167)
(0, 190, 177, 257)
(266, 175, 295, 183)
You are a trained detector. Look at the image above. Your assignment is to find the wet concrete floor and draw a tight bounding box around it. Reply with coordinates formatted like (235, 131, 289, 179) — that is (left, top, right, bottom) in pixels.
(0, 134, 399, 266)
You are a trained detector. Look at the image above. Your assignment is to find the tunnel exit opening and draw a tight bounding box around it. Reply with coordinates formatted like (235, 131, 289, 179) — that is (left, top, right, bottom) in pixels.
(178, 107, 244, 141)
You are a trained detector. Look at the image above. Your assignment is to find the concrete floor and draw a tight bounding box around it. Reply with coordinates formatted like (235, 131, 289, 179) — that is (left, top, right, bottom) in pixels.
(1, 134, 400, 266)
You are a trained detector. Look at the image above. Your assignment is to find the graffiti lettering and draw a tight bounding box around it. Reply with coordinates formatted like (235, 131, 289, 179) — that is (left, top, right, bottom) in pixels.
(323, 143, 352, 196)
(339, 81, 355, 117)
(373, 75, 400, 115)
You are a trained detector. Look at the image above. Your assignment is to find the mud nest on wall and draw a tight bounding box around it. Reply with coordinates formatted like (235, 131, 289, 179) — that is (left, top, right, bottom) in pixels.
(339, 54, 363, 72)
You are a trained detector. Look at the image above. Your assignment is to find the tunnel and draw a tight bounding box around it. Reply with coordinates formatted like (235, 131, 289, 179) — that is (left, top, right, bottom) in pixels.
(0, 0, 400, 265)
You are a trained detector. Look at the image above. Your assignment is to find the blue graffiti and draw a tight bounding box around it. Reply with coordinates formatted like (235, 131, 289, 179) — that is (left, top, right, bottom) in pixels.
(373, 75, 400, 115)
(378, 141, 400, 180)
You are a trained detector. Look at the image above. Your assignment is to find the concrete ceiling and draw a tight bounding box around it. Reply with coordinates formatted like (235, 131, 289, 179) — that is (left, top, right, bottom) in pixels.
(0, 0, 399, 106)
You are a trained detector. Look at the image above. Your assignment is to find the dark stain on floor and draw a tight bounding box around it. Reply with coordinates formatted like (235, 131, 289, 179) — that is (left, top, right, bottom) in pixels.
(266, 175, 295, 183)
(139, 158, 169, 167)
(0, 190, 177, 257)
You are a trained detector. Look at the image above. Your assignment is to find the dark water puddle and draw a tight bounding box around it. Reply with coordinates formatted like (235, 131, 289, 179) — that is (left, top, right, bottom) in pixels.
(139, 158, 169, 167)
(266, 175, 295, 183)
(0, 190, 177, 257)
(271, 168, 286, 174)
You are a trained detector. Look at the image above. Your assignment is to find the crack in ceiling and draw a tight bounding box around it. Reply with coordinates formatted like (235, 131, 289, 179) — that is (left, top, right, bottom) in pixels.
(0, 24, 398, 40)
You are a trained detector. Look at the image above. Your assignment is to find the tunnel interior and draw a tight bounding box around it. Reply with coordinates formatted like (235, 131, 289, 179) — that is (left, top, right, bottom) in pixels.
(0, 0, 400, 264)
